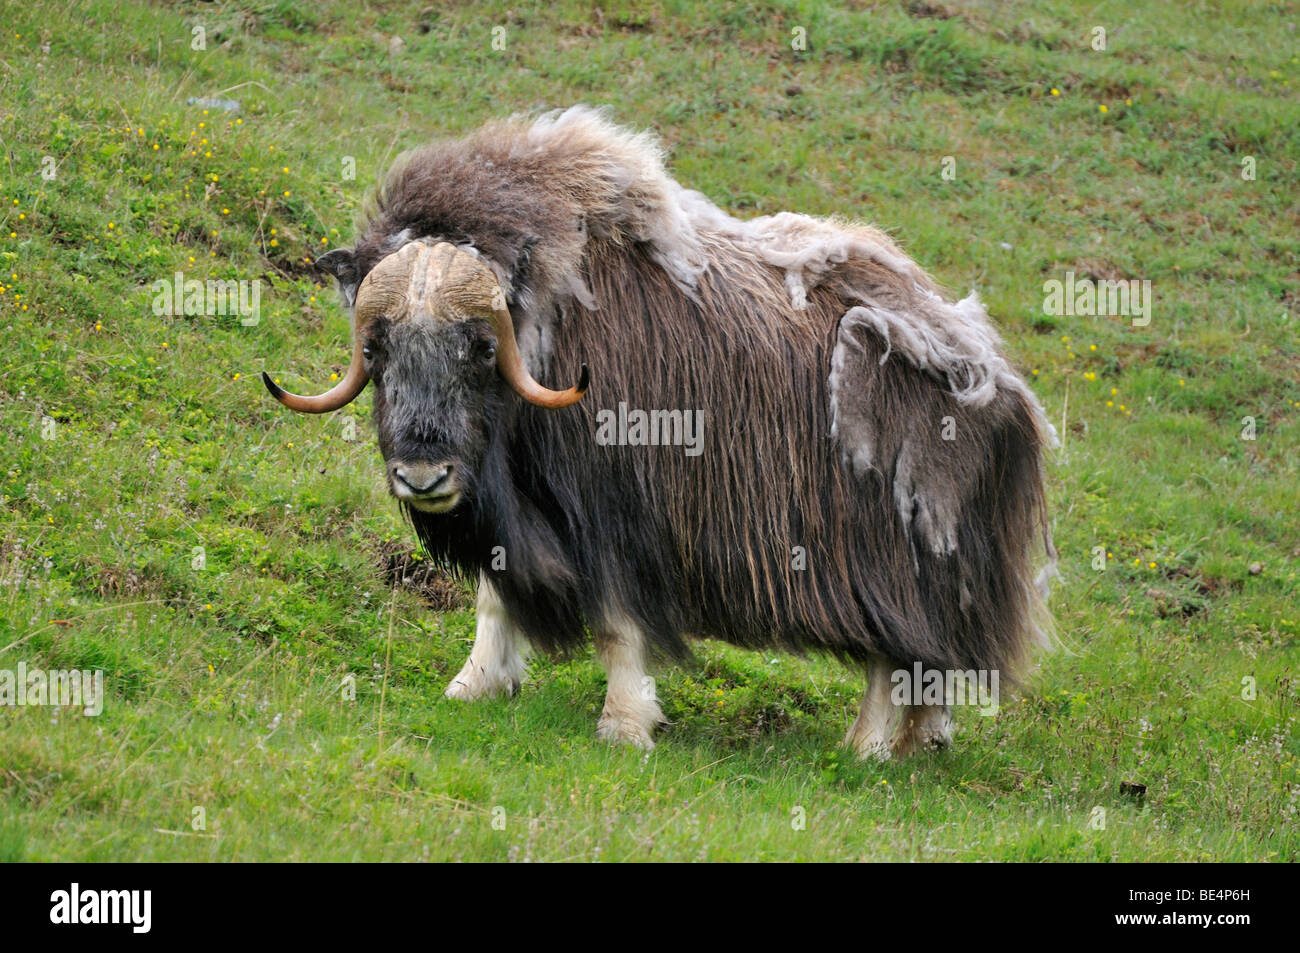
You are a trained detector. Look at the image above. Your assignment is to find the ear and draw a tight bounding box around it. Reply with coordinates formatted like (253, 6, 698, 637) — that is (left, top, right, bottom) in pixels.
(314, 248, 358, 284)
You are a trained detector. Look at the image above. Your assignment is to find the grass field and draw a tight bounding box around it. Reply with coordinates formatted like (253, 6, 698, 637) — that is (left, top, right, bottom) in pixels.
(0, 0, 1296, 861)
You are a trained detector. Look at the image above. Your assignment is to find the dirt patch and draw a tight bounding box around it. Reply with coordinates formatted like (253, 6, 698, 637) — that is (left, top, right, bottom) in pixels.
(1070, 258, 1129, 283)
(1164, 564, 1240, 597)
(1144, 586, 1206, 618)
(907, 0, 962, 21)
(374, 539, 471, 611)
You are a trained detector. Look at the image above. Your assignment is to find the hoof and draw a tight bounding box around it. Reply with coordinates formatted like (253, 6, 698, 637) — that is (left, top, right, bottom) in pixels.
(891, 708, 953, 758)
(596, 703, 663, 750)
(846, 728, 893, 762)
(444, 659, 519, 701)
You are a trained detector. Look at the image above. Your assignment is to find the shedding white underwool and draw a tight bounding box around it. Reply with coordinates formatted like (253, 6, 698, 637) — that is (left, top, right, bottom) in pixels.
(839, 295, 1020, 408)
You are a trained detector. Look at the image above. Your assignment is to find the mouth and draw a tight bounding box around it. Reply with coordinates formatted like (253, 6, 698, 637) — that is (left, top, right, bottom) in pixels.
(404, 490, 462, 514)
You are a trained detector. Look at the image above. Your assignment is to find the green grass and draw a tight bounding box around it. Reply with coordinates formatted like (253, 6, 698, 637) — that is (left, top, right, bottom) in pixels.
(0, 0, 1296, 861)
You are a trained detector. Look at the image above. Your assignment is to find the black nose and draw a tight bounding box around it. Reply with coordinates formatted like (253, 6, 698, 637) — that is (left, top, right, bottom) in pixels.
(393, 463, 452, 494)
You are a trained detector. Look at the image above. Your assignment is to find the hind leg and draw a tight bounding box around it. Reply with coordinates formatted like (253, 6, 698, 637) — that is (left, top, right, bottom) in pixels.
(847, 658, 953, 759)
(846, 656, 900, 760)
(891, 702, 953, 757)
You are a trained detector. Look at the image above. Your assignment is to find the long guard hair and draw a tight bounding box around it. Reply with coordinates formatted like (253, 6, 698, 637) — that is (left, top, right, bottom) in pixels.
(334, 107, 1055, 679)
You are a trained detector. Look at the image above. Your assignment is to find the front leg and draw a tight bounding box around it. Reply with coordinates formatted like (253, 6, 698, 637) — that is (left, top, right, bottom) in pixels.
(595, 611, 665, 749)
(445, 572, 531, 701)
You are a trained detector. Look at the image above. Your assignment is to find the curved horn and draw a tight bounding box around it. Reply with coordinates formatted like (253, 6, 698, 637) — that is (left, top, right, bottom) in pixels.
(262, 333, 369, 413)
(489, 302, 589, 409)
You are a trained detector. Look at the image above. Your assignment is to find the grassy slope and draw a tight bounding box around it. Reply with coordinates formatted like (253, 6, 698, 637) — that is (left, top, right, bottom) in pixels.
(0, 0, 1296, 861)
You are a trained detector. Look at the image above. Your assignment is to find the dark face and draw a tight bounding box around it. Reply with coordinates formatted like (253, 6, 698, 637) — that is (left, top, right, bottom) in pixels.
(341, 241, 513, 515)
(365, 314, 502, 514)
(265, 240, 588, 510)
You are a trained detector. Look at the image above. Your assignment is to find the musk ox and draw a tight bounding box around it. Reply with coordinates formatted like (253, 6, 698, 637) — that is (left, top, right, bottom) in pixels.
(264, 106, 1055, 758)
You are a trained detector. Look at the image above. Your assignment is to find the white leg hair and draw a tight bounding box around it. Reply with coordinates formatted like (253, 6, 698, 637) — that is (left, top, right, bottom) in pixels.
(595, 612, 665, 750)
(845, 655, 899, 760)
(444, 572, 531, 701)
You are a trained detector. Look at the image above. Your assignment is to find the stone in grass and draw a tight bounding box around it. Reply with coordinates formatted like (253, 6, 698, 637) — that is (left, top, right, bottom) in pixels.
(186, 96, 241, 113)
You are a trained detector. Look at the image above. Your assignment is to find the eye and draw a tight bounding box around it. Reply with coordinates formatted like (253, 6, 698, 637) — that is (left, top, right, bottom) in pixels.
(476, 340, 496, 364)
